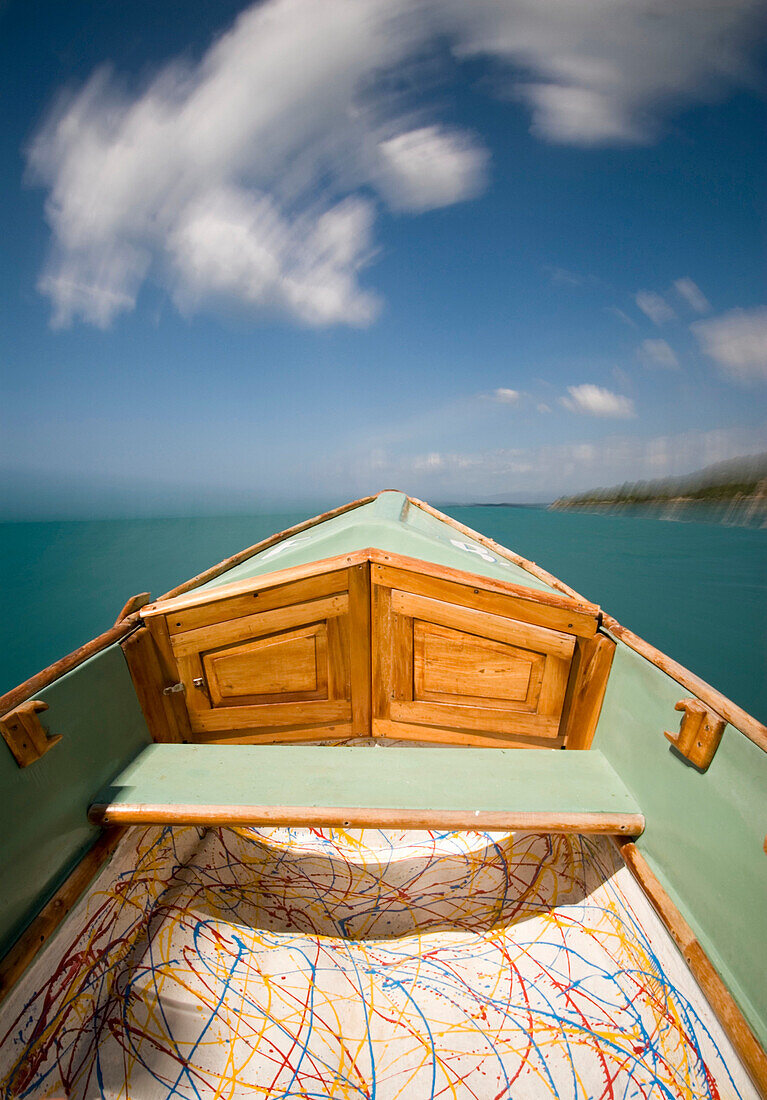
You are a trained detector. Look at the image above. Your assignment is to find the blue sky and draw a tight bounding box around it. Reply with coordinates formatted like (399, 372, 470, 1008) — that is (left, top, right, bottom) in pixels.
(1, 0, 766, 516)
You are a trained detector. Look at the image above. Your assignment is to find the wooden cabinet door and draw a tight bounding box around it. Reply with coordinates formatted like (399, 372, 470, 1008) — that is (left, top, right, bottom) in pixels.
(148, 562, 370, 743)
(372, 562, 577, 747)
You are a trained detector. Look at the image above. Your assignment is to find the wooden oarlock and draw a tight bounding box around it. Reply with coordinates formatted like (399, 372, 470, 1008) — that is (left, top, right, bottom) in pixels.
(665, 698, 726, 771)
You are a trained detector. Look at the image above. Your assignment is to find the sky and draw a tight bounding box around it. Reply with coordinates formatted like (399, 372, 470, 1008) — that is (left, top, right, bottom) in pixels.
(1, 0, 766, 516)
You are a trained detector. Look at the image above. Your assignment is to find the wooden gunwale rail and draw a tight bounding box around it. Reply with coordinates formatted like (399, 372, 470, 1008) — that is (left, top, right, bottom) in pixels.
(158, 493, 378, 601)
(617, 840, 767, 1097)
(0, 616, 142, 719)
(0, 827, 128, 1003)
(602, 615, 767, 753)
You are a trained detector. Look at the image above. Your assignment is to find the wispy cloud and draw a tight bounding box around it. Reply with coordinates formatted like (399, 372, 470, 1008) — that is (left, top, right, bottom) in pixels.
(674, 277, 710, 314)
(561, 384, 635, 418)
(337, 423, 767, 500)
(443, 0, 766, 146)
(635, 291, 676, 325)
(692, 306, 767, 383)
(29, 0, 767, 328)
(638, 338, 679, 369)
(606, 306, 638, 329)
(488, 387, 521, 404)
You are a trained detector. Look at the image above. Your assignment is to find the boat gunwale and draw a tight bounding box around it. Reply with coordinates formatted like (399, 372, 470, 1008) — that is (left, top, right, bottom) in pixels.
(2, 491, 765, 751)
(140, 545, 601, 621)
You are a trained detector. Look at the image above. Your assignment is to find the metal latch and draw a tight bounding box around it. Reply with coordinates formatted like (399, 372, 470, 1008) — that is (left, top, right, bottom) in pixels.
(163, 682, 185, 696)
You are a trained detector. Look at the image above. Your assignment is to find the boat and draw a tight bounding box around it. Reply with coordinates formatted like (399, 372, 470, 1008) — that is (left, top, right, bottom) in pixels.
(0, 489, 764, 1099)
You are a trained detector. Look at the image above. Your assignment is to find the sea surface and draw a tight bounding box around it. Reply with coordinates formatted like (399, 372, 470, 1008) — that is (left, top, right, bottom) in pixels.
(1, 506, 765, 723)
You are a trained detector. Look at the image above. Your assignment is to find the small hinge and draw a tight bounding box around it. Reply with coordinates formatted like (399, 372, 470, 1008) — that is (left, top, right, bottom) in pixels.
(163, 682, 185, 696)
(0, 700, 62, 768)
(665, 698, 725, 771)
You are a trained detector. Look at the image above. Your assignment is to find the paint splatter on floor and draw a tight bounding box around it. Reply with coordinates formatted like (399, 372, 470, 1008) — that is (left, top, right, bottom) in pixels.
(0, 826, 754, 1098)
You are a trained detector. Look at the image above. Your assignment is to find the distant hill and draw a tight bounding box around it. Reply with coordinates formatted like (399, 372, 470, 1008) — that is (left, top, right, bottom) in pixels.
(550, 452, 767, 524)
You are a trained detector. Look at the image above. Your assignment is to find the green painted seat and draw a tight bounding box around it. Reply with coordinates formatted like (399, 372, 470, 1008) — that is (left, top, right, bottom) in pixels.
(89, 744, 644, 835)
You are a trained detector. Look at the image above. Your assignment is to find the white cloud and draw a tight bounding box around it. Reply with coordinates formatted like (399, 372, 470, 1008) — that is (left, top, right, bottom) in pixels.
(674, 277, 710, 314)
(29, 0, 486, 329)
(537, 403, 552, 414)
(376, 126, 488, 212)
(561, 384, 635, 418)
(29, 0, 767, 327)
(635, 290, 676, 325)
(441, 0, 766, 145)
(491, 387, 520, 404)
(638, 338, 679, 369)
(692, 306, 767, 383)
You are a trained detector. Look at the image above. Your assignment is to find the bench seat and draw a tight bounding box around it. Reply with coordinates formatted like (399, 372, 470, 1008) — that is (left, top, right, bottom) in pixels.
(89, 745, 644, 835)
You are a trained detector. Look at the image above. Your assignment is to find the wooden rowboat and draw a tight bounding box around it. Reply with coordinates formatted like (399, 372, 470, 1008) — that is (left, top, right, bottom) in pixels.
(0, 490, 765, 1098)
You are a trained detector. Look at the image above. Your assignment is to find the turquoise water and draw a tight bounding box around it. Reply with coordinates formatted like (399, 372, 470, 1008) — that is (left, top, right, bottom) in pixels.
(1, 506, 765, 723)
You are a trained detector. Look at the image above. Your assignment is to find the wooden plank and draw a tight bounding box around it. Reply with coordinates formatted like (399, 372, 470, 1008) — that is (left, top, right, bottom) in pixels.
(156, 495, 377, 601)
(147, 554, 363, 619)
(92, 802, 643, 833)
(144, 616, 193, 742)
(0, 827, 127, 1003)
(617, 841, 767, 1096)
(190, 700, 351, 733)
(121, 628, 184, 744)
(389, 699, 561, 738)
(372, 582, 394, 724)
(537, 654, 571, 718)
(188, 724, 354, 745)
(373, 717, 564, 749)
(413, 621, 538, 706)
(203, 625, 327, 707)
(562, 633, 616, 749)
(348, 562, 371, 737)
(603, 615, 767, 754)
(406, 495, 591, 603)
(170, 593, 349, 659)
(372, 561, 598, 637)
(391, 604, 413, 704)
(326, 614, 351, 701)
(391, 588, 576, 658)
(163, 569, 351, 635)
(0, 617, 141, 719)
(369, 550, 598, 619)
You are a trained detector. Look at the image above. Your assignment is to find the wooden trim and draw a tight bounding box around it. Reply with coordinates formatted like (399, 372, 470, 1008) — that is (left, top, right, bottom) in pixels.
(348, 562, 371, 736)
(0, 827, 128, 1003)
(169, 593, 349, 659)
(373, 717, 564, 749)
(561, 632, 616, 750)
(603, 616, 767, 753)
(114, 592, 150, 625)
(370, 549, 599, 617)
(89, 802, 644, 833)
(391, 589, 576, 660)
(157, 495, 378, 601)
(389, 699, 561, 738)
(121, 628, 184, 743)
(186, 725, 354, 745)
(617, 841, 767, 1097)
(189, 699, 351, 734)
(144, 553, 365, 618)
(407, 496, 590, 602)
(0, 618, 141, 719)
(372, 561, 598, 638)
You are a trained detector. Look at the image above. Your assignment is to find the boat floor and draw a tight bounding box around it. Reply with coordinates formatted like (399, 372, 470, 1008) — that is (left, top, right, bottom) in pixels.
(0, 826, 755, 1099)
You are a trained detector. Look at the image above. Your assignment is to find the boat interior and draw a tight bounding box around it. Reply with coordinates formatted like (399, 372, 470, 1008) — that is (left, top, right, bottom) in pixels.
(0, 491, 765, 1098)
